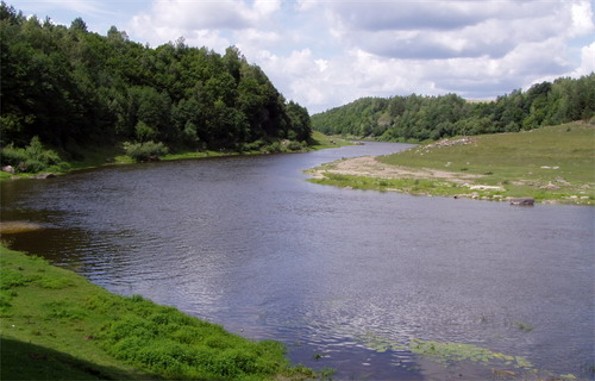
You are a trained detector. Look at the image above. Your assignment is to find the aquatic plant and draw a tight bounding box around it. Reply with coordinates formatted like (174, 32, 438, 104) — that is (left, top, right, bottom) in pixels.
(514, 321, 534, 332)
(409, 339, 533, 370)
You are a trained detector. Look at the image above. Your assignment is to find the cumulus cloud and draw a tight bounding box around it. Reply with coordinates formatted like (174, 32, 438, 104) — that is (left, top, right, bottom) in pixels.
(128, 0, 283, 48)
(119, 0, 594, 113)
(326, 0, 590, 60)
(572, 41, 595, 76)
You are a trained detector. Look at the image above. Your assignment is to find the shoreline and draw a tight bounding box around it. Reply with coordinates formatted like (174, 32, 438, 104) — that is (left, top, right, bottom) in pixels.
(0, 132, 352, 182)
(0, 244, 315, 380)
(307, 156, 517, 202)
(307, 123, 595, 206)
(307, 155, 594, 205)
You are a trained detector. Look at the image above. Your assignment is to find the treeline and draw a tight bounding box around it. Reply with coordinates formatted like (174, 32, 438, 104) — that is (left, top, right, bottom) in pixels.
(0, 3, 312, 167)
(312, 74, 595, 141)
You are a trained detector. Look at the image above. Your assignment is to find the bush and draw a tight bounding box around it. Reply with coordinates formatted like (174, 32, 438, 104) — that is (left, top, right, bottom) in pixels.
(286, 140, 305, 151)
(0, 145, 28, 166)
(0, 136, 62, 173)
(241, 140, 266, 152)
(123, 141, 168, 162)
(264, 141, 283, 154)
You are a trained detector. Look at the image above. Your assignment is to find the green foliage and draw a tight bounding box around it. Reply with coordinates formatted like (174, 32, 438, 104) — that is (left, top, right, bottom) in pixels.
(123, 140, 168, 162)
(0, 269, 30, 289)
(0, 244, 313, 380)
(312, 75, 595, 141)
(0, 3, 312, 160)
(0, 136, 62, 173)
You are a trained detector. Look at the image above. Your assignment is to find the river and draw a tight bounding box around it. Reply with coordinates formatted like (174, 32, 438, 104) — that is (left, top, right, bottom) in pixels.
(1, 142, 593, 380)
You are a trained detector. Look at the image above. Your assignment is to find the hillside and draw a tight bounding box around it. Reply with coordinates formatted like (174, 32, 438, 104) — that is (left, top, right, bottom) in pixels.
(308, 122, 595, 205)
(0, 3, 312, 172)
(311, 75, 594, 142)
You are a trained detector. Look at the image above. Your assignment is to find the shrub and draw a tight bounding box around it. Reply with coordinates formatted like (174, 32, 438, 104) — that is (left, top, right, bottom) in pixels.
(286, 140, 305, 151)
(242, 140, 266, 152)
(264, 141, 283, 154)
(123, 141, 168, 162)
(0, 145, 28, 166)
(0, 136, 62, 173)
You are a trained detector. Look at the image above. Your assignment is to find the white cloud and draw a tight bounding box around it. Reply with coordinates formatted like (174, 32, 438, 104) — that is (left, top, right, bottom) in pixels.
(253, 0, 281, 17)
(569, 1, 595, 36)
(119, 0, 594, 113)
(573, 41, 595, 76)
(128, 0, 284, 47)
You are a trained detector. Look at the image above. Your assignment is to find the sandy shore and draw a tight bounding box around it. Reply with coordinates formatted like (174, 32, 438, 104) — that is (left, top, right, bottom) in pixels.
(309, 156, 482, 184)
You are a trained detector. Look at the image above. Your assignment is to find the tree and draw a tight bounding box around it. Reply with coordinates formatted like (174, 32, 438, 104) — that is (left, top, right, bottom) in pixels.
(70, 17, 87, 33)
(286, 101, 312, 142)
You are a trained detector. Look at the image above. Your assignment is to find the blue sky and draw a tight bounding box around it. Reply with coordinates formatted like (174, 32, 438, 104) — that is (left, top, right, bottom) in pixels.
(15, 0, 595, 113)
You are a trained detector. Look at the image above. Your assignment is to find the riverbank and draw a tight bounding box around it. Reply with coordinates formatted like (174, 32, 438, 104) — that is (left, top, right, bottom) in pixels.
(308, 122, 594, 205)
(0, 132, 351, 182)
(0, 244, 314, 380)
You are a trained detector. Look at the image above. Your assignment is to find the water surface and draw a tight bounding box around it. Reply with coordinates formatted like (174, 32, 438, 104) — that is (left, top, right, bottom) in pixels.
(1, 143, 593, 380)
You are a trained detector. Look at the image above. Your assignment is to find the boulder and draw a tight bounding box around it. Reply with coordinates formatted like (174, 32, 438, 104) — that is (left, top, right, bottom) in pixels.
(509, 197, 534, 206)
(35, 173, 56, 179)
(1, 165, 15, 174)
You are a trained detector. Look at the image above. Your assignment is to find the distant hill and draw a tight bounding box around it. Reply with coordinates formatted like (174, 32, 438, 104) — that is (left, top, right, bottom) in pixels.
(311, 74, 594, 142)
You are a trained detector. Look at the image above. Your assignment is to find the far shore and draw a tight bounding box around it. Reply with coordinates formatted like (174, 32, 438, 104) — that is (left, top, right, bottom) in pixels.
(0, 132, 352, 182)
(307, 123, 595, 206)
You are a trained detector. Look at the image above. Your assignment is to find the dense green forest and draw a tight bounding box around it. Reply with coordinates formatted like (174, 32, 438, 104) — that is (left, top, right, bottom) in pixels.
(312, 74, 595, 141)
(0, 3, 312, 171)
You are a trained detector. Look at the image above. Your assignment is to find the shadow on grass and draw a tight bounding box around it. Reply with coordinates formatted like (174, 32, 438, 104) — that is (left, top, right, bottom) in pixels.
(0, 336, 152, 381)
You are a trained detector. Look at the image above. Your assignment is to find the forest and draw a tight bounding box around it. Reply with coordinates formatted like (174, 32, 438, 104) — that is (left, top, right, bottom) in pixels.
(0, 3, 312, 171)
(311, 74, 595, 142)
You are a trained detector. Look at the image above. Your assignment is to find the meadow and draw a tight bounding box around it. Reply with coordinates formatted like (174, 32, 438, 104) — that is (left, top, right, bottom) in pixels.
(309, 122, 594, 205)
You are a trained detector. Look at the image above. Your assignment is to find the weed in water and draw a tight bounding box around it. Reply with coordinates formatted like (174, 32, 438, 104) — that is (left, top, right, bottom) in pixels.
(514, 321, 534, 332)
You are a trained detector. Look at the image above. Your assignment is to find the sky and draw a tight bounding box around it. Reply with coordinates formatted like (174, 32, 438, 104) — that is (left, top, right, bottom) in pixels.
(16, 0, 595, 114)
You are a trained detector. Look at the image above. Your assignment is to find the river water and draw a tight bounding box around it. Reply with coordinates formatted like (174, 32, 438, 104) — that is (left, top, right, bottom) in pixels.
(1, 142, 593, 380)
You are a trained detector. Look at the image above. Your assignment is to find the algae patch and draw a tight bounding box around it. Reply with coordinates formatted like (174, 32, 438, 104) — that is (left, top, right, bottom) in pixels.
(409, 339, 533, 369)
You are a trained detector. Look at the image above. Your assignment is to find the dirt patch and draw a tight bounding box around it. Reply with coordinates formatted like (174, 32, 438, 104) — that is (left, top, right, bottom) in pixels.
(310, 156, 482, 184)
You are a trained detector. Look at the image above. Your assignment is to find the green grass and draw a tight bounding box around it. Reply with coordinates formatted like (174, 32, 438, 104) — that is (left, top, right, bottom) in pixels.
(309, 131, 352, 150)
(312, 123, 594, 205)
(310, 173, 471, 198)
(0, 244, 314, 380)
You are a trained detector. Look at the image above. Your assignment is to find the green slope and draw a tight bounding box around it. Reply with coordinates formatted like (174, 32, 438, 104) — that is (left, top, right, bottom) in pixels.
(0, 245, 313, 380)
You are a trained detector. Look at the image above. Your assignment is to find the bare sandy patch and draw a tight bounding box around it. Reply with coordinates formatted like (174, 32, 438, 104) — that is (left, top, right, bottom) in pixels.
(310, 156, 482, 184)
(0, 221, 44, 234)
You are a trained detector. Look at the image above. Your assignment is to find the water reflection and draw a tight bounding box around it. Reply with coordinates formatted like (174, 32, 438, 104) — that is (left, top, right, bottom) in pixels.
(1, 143, 593, 380)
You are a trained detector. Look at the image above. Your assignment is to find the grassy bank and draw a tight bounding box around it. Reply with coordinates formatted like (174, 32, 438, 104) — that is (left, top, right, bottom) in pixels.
(0, 244, 313, 380)
(1, 132, 351, 182)
(309, 122, 594, 205)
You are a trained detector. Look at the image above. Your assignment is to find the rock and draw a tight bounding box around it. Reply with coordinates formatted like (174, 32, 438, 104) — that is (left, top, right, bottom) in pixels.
(35, 173, 56, 179)
(509, 197, 534, 206)
(469, 185, 504, 191)
(1, 165, 15, 174)
(541, 182, 560, 190)
(556, 177, 571, 186)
